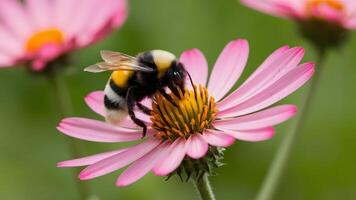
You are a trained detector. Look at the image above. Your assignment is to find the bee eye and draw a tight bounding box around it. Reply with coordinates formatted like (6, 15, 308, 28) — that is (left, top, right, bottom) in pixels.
(173, 71, 181, 80)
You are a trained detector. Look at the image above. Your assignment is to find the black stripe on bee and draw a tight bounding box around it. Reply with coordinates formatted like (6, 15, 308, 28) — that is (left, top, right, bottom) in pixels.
(104, 95, 120, 110)
(137, 51, 156, 69)
(109, 79, 128, 95)
(104, 80, 128, 111)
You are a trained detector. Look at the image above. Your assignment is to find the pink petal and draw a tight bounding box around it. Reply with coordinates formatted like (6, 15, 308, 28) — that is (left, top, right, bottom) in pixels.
(279, 0, 307, 14)
(140, 97, 153, 109)
(0, 54, 14, 67)
(310, 4, 344, 22)
(57, 149, 127, 167)
(31, 44, 63, 69)
(180, 49, 209, 86)
(217, 45, 290, 108)
(116, 142, 170, 186)
(207, 39, 249, 101)
(134, 98, 153, 124)
(54, 0, 75, 29)
(241, 45, 290, 82)
(119, 116, 151, 128)
(221, 127, 276, 142)
(240, 0, 289, 17)
(134, 111, 152, 124)
(203, 129, 235, 147)
(110, 0, 128, 28)
(31, 59, 46, 71)
(214, 105, 297, 130)
(345, 16, 356, 28)
(344, 4, 356, 28)
(0, 0, 34, 40)
(240, 0, 305, 18)
(85, 91, 105, 116)
(218, 62, 314, 117)
(26, 0, 52, 29)
(74, 0, 128, 46)
(153, 138, 188, 176)
(79, 137, 160, 180)
(64, 0, 101, 38)
(186, 134, 209, 159)
(341, 1, 356, 27)
(0, 27, 23, 57)
(57, 117, 145, 143)
(218, 47, 304, 111)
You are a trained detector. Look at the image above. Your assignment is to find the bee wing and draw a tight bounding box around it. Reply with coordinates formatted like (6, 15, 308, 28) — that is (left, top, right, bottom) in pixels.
(84, 63, 110, 73)
(84, 50, 154, 73)
(84, 62, 153, 73)
(100, 50, 137, 64)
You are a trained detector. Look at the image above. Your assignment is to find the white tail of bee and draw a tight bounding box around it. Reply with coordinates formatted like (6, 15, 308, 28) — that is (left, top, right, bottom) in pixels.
(105, 109, 128, 126)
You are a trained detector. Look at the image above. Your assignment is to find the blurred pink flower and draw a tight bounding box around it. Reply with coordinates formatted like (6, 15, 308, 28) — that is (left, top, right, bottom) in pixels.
(57, 39, 314, 186)
(0, 0, 127, 71)
(241, 0, 355, 49)
(241, 0, 356, 28)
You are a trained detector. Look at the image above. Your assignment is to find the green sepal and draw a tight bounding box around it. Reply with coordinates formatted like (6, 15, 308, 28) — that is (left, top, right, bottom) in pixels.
(166, 147, 225, 182)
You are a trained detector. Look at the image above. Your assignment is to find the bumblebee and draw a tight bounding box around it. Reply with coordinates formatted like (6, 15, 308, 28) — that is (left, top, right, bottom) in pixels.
(85, 50, 188, 136)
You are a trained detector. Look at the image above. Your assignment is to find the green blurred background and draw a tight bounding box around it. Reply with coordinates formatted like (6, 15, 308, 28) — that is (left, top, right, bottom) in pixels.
(1, 0, 356, 199)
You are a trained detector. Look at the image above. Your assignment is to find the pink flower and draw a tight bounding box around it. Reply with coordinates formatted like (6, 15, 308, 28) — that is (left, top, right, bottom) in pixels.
(0, 0, 127, 71)
(241, 0, 354, 49)
(57, 39, 314, 186)
(241, 0, 356, 28)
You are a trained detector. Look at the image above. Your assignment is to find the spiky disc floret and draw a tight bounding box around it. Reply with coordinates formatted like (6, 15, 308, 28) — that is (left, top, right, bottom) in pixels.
(151, 84, 217, 141)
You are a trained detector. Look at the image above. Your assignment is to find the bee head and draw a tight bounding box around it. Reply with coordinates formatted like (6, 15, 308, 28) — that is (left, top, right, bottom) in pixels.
(162, 61, 187, 99)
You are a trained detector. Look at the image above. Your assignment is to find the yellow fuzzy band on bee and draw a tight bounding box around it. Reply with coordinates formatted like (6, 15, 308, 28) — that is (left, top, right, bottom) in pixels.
(155, 60, 171, 78)
(111, 70, 134, 88)
(152, 50, 176, 78)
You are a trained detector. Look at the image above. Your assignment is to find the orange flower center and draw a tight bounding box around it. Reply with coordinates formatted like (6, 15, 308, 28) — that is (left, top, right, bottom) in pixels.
(26, 29, 65, 53)
(307, 0, 344, 13)
(151, 84, 217, 141)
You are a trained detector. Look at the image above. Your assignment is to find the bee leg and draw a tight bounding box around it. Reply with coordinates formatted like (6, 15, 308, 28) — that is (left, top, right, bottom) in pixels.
(128, 109, 147, 138)
(137, 102, 152, 116)
(127, 87, 147, 138)
(158, 88, 178, 107)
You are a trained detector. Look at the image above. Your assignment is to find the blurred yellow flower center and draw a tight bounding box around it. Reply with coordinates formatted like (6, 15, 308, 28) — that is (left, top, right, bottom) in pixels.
(26, 29, 64, 53)
(307, 0, 344, 13)
(151, 84, 217, 141)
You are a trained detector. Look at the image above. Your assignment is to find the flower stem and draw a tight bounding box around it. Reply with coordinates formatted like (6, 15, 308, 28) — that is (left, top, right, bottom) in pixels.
(193, 174, 216, 200)
(255, 51, 327, 200)
(47, 67, 92, 200)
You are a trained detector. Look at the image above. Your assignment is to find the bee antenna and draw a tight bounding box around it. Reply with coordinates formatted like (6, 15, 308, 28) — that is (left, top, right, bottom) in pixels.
(186, 72, 197, 100)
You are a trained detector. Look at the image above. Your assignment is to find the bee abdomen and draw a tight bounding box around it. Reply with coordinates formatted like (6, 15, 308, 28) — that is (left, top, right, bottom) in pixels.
(104, 95, 123, 110)
(104, 83, 128, 125)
